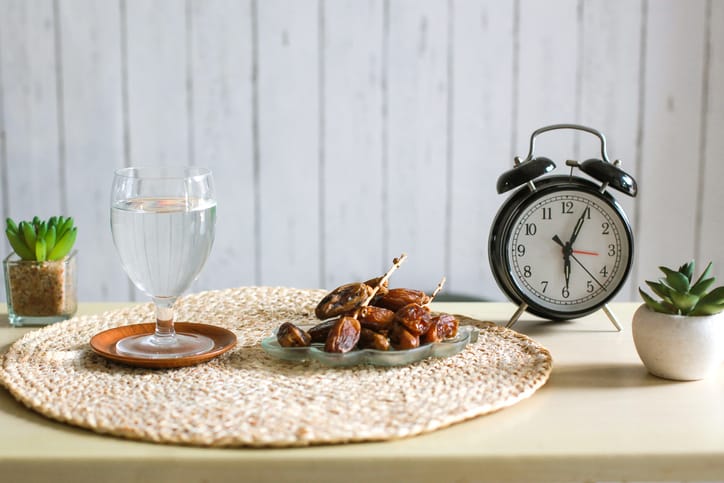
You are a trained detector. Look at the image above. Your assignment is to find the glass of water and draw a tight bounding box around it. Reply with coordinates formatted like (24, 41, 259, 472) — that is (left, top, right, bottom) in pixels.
(110, 167, 217, 358)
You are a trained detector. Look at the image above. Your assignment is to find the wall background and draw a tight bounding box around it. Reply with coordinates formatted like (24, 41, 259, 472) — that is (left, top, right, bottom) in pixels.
(0, 0, 722, 303)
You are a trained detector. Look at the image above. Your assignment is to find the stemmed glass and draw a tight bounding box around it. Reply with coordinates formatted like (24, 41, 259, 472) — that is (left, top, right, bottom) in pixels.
(110, 167, 217, 358)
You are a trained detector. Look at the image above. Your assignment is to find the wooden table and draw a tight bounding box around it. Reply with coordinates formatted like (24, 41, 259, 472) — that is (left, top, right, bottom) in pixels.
(1, 302, 723, 483)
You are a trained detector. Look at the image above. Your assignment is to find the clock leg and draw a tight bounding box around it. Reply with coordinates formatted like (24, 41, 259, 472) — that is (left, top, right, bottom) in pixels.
(602, 304, 623, 332)
(506, 302, 528, 329)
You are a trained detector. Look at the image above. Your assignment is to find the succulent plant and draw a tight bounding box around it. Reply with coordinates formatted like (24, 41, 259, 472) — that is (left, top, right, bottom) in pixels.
(639, 261, 724, 316)
(5, 216, 77, 262)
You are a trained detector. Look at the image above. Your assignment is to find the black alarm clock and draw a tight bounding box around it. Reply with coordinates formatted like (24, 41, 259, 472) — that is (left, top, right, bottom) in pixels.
(489, 124, 638, 330)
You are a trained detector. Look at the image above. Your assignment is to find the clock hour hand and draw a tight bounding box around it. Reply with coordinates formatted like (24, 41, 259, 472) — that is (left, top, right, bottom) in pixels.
(552, 235, 572, 290)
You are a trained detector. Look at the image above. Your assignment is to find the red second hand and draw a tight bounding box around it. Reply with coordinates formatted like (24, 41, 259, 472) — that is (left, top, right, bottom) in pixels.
(572, 249, 599, 256)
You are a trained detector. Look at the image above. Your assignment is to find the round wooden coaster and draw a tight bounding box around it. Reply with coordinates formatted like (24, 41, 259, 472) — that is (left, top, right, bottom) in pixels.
(90, 322, 237, 369)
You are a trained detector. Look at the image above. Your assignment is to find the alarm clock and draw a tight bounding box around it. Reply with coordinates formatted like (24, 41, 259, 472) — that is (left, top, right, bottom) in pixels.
(489, 124, 637, 330)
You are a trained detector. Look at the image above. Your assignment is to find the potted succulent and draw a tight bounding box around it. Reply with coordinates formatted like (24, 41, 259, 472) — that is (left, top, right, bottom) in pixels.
(633, 261, 724, 381)
(3, 216, 78, 326)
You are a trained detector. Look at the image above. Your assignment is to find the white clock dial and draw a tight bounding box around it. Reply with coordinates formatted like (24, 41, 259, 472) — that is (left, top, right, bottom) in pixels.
(506, 190, 631, 313)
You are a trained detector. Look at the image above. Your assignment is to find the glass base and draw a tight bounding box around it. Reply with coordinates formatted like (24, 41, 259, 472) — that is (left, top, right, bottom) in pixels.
(8, 313, 72, 327)
(115, 332, 215, 359)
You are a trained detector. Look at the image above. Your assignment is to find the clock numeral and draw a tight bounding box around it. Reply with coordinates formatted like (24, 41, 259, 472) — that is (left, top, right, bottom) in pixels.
(600, 266, 609, 277)
(540, 280, 549, 293)
(523, 265, 532, 278)
(541, 207, 552, 220)
(561, 201, 574, 214)
(561, 287, 570, 298)
(516, 244, 526, 257)
(524, 223, 537, 236)
(586, 280, 595, 293)
(585, 207, 591, 219)
(608, 244, 616, 256)
(601, 222, 610, 235)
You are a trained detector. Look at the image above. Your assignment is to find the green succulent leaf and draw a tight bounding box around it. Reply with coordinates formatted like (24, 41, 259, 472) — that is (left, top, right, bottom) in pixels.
(669, 290, 699, 314)
(659, 266, 690, 292)
(48, 226, 77, 261)
(639, 288, 672, 314)
(692, 261, 713, 288)
(35, 237, 47, 262)
(678, 260, 695, 283)
(58, 217, 74, 238)
(645, 280, 672, 302)
(20, 221, 36, 249)
(6, 218, 18, 234)
(691, 277, 715, 297)
(37, 222, 47, 240)
(32, 216, 40, 227)
(5, 228, 35, 260)
(696, 287, 724, 307)
(47, 216, 58, 228)
(691, 304, 724, 316)
(45, 225, 57, 253)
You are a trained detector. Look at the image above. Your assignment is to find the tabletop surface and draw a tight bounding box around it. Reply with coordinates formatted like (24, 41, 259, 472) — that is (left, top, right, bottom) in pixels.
(1, 301, 723, 483)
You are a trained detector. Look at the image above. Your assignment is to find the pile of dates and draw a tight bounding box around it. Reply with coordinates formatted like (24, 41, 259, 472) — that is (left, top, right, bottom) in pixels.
(276, 277, 458, 353)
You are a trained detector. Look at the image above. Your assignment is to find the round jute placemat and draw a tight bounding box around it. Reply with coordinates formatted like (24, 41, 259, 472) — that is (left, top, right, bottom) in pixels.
(0, 286, 552, 447)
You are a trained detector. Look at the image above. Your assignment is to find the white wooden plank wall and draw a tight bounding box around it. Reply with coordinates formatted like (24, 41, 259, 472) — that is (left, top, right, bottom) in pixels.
(1, 0, 723, 305)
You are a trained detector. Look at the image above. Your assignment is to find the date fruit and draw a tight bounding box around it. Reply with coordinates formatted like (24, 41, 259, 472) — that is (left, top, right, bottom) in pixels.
(372, 288, 431, 312)
(276, 322, 312, 348)
(315, 282, 374, 319)
(358, 327, 391, 351)
(395, 303, 433, 336)
(308, 319, 338, 343)
(324, 316, 361, 353)
(358, 306, 396, 332)
(421, 314, 459, 344)
(389, 323, 420, 350)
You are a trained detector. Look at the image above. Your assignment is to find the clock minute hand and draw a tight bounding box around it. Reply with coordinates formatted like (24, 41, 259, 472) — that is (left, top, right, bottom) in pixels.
(567, 207, 589, 247)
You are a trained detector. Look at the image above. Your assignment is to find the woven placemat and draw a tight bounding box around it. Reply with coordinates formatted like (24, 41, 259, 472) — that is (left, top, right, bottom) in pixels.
(0, 286, 552, 447)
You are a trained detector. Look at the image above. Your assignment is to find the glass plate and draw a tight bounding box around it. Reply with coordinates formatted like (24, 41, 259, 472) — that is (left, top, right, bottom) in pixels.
(260, 324, 479, 367)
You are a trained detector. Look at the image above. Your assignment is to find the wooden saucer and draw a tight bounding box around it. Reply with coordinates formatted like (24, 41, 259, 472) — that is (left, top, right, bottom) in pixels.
(90, 323, 237, 369)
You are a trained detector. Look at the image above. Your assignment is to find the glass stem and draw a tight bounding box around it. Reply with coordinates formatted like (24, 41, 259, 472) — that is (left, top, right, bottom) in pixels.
(153, 296, 178, 344)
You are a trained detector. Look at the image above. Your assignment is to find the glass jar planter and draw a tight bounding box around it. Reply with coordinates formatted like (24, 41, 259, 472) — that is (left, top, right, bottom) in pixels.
(3, 251, 77, 326)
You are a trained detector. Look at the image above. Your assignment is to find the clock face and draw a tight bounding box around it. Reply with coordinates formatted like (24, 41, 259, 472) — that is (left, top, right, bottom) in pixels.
(489, 177, 634, 319)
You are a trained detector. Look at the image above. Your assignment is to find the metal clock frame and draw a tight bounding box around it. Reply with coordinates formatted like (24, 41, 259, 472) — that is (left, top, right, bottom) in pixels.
(489, 124, 638, 331)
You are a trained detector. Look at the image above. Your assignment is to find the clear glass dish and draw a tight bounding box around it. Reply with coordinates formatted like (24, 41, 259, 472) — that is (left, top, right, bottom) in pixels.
(261, 324, 479, 367)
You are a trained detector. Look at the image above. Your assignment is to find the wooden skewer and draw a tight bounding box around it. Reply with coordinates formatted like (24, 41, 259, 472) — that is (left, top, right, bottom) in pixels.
(361, 253, 408, 308)
(425, 276, 447, 305)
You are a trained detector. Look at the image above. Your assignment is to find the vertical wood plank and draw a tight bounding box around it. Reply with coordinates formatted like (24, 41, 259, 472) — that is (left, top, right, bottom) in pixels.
(637, 0, 707, 280)
(515, 0, 579, 163)
(124, 0, 189, 300)
(448, 0, 514, 300)
(0, 0, 63, 222)
(256, 0, 320, 288)
(57, 0, 128, 300)
(385, 0, 449, 291)
(125, 0, 188, 167)
(322, 0, 384, 288)
(189, 0, 256, 292)
(699, 0, 724, 273)
(0, 2, 7, 258)
(579, 0, 643, 300)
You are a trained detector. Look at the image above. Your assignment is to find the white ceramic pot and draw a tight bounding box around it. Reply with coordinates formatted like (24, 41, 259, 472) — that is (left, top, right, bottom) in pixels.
(632, 304, 724, 381)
